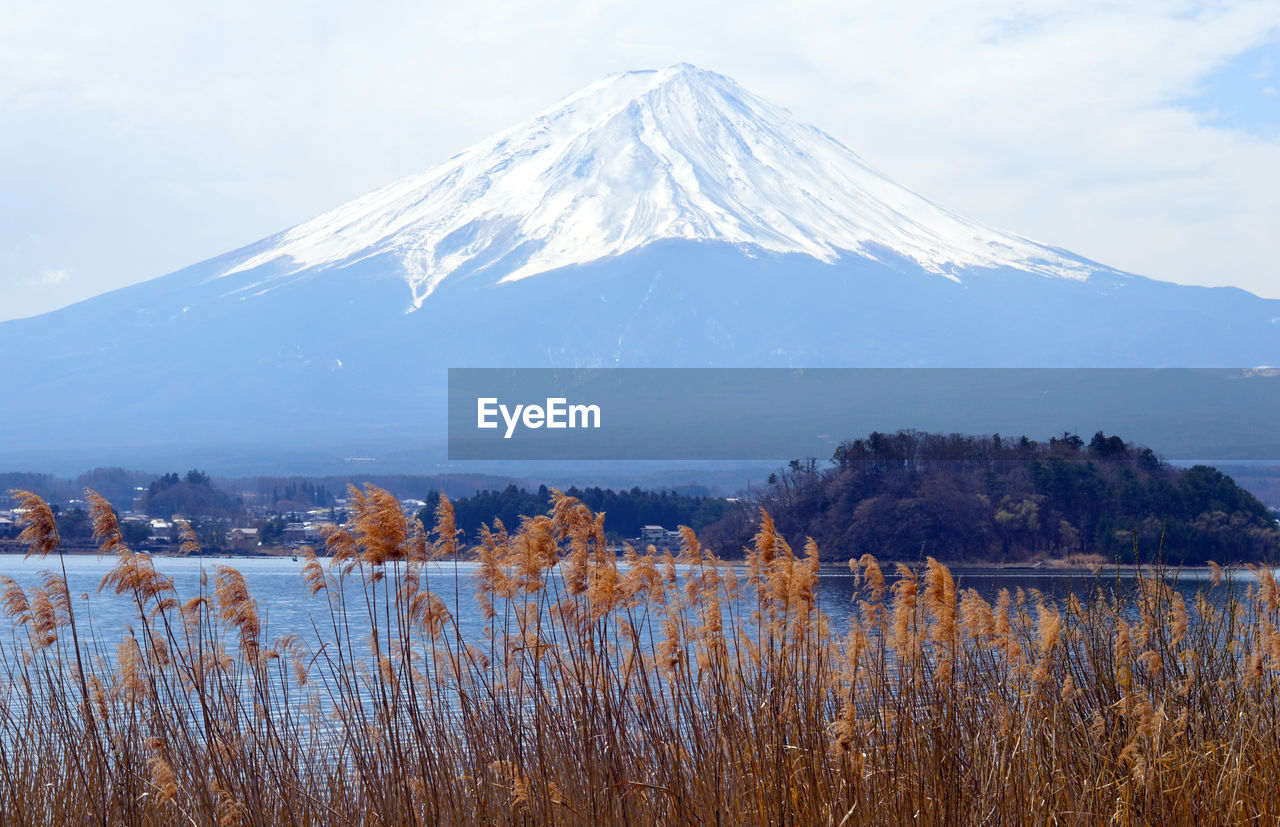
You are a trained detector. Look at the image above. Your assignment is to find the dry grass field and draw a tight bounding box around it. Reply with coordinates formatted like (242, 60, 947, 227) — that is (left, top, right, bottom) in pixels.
(2, 485, 1278, 824)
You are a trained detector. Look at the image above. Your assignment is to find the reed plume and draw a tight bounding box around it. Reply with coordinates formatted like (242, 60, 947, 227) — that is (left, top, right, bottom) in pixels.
(10, 488, 59, 558)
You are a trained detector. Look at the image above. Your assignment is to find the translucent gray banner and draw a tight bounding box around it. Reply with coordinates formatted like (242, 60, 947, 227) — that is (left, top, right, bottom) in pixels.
(447, 368, 1280, 460)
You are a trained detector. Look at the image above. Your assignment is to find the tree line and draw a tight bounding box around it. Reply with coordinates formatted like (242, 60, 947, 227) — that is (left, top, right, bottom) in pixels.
(417, 484, 732, 542)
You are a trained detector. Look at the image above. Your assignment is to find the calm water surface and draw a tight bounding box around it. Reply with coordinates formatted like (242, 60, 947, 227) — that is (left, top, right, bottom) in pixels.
(0, 553, 1241, 654)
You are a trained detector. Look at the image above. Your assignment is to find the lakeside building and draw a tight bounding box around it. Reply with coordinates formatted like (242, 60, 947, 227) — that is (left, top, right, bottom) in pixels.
(282, 521, 336, 546)
(227, 527, 260, 544)
(638, 525, 685, 547)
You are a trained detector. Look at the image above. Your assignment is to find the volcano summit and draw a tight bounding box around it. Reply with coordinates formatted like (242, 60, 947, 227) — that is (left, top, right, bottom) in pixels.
(218, 63, 1100, 307)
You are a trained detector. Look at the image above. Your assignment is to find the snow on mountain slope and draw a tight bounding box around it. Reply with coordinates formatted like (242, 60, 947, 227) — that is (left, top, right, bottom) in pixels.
(220, 63, 1100, 309)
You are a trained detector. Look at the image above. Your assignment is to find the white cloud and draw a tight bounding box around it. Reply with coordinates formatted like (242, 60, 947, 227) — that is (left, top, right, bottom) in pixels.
(0, 0, 1279, 322)
(31, 267, 70, 287)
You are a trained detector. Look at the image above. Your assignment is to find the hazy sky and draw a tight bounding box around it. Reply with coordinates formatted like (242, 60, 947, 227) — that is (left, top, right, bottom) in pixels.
(2, 0, 1278, 322)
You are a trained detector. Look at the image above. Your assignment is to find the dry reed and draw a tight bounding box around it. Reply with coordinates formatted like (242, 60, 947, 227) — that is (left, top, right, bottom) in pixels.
(0, 485, 1278, 824)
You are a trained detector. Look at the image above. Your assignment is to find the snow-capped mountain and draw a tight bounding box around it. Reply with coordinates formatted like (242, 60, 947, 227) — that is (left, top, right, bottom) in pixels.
(219, 63, 1097, 311)
(1, 63, 1277, 472)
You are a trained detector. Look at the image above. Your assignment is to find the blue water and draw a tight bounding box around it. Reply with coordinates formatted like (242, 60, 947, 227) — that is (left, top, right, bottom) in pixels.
(0, 552, 1234, 656)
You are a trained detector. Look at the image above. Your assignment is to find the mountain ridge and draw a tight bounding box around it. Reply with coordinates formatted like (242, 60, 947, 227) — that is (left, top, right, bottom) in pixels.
(1, 64, 1277, 471)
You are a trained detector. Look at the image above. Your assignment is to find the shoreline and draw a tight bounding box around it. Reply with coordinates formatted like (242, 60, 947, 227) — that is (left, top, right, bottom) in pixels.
(0, 541, 1236, 572)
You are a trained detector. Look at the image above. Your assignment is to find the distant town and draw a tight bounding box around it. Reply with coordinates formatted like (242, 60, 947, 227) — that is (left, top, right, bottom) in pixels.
(0, 469, 729, 556)
(1, 486, 354, 556)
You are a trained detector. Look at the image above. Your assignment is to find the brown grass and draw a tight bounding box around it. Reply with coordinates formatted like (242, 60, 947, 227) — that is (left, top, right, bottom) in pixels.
(1, 485, 1279, 824)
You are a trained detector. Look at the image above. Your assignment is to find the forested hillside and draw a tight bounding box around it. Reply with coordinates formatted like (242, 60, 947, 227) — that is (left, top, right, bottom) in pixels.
(705, 431, 1278, 565)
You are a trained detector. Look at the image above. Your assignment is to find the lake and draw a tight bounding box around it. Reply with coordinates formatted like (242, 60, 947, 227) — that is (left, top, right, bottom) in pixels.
(0, 552, 1238, 657)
